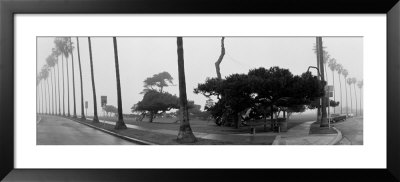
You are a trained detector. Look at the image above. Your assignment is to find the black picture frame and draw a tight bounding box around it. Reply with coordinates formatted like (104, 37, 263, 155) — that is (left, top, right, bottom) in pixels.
(1, 0, 399, 181)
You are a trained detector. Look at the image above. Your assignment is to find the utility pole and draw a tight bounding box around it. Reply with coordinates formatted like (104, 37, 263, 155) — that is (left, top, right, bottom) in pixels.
(317, 37, 329, 127)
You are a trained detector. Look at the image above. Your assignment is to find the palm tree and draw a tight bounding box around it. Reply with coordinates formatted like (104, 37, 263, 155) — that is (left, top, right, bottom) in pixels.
(342, 69, 349, 116)
(41, 66, 50, 115)
(52, 48, 62, 115)
(112, 37, 127, 130)
(316, 37, 329, 127)
(336, 63, 343, 114)
(347, 77, 353, 115)
(322, 50, 330, 82)
(357, 80, 363, 116)
(328, 58, 337, 113)
(51, 56, 57, 115)
(352, 77, 358, 116)
(37, 75, 42, 114)
(313, 45, 330, 81)
(76, 37, 86, 120)
(39, 72, 45, 114)
(46, 55, 56, 115)
(68, 37, 77, 118)
(88, 37, 99, 123)
(63, 37, 72, 117)
(176, 37, 197, 143)
(54, 38, 66, 116)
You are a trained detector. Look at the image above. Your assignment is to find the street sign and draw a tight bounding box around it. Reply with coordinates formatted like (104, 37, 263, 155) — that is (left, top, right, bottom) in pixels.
(325, 85, 334, 92)
(101, 96, 107, 107)
(85, 101, 88, 109)
(325, 85, 334, 98)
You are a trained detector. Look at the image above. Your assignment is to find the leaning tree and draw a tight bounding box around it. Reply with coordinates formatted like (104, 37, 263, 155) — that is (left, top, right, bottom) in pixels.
(88, 37, 99, 123)
(112, 37, 127, 130)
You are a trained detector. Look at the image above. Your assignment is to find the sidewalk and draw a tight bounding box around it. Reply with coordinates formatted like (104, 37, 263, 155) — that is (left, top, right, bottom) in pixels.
(87, 118, 276, 145)
(85, 118, 341, 145)
(272, 121, 342, 145)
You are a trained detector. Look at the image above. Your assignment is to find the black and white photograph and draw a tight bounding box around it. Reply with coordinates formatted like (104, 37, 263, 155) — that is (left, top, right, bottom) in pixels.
(36, 36, 363, 145)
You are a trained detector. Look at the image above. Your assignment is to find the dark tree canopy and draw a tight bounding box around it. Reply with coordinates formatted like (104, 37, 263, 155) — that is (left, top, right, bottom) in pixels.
(308, 98, 339, 109)
(143, 71, 174, 93)
(195, 66, 325, 125)
(134, 90, 179, 122)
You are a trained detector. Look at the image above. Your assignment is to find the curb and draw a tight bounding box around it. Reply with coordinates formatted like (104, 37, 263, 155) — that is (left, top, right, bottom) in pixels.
(329, 126, 343, 145)
(66, 116, 156, 145)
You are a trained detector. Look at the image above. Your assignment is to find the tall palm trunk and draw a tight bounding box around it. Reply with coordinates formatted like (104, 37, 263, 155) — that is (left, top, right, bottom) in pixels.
(354, 84, 358, 116)
(316, 44, 322, 123)
(36, 84, 38, 114)
(47, 78, 51, 115)
(70, 38, 77, 118)
(88, 37, 99, 123)
(359, 88, 362, 116)
(44, 81, 47, 114)
(37, 85, 40, 114)
(57, 57, 61, 115)
(324, 64, 328, 83)
(52, 65, 57, 115)
(317, 37, 328, 127)
(62, 55, 65, 116)
(76, 37, 86, 120)
(176, 37, 196, 143)
(349, 83, 353, 114)
(112, 37, 127, 130)
(39, 85, 42, 114)
(331, 70, 335, 113)
(41, 82, 45, 114)
(344, 76, 348, 116)
(338, 73, 343, 114)
(66, 55, 70, 117)
(53, 68, 57, 115)
(50, 69, 55, 115)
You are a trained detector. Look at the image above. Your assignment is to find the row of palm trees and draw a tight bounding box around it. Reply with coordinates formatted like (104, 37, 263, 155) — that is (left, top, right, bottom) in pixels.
(323, 50, 364, 116)
(37, 37, 194, 142)
(36, 37, 127, 129)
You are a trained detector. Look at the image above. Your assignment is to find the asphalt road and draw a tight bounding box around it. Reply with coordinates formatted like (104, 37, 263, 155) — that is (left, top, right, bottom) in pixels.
(333, 117, 363, 145)
(37, 115, 137, 145)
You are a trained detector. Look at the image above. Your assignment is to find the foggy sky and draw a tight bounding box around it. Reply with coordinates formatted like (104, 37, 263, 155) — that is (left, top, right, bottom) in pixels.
(37, 37, 363, 116)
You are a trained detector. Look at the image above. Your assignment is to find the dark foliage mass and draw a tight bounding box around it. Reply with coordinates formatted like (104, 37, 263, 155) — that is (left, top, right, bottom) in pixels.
(194, 66, 325, 126)
(134, 90, 179, 122)
(142, 71, 173, 93)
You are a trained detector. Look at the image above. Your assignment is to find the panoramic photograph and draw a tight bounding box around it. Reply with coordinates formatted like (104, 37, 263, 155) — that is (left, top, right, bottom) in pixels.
(36, 36, 363, 145)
